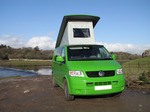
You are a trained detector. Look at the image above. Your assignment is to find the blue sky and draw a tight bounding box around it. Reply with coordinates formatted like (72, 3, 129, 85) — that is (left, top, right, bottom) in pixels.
(0, 0, 150, 54)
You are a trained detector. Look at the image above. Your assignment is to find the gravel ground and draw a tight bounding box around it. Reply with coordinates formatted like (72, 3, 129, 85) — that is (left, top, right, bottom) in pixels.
(0, 76, 150, 112)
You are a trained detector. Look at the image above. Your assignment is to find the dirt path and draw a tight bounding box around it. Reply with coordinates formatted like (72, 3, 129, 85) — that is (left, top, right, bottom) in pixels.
(0, 76, 150, 112)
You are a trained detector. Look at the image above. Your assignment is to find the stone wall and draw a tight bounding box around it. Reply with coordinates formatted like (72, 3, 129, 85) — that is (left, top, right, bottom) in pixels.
(142, 49, 150, 57)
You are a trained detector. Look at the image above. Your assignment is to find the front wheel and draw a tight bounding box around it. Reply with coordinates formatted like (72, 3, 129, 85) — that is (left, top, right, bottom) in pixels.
(64, 79, 74, 101)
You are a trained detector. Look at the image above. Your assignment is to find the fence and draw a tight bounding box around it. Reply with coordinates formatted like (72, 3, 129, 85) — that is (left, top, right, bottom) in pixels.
(122, 61, 150, 76)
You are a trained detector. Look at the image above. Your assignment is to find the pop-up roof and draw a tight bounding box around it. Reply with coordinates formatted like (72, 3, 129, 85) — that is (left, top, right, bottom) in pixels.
(55, 15, 100, 48)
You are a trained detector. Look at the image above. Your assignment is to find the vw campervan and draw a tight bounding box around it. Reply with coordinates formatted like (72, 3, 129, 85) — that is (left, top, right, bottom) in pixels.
(52, 15, 125, 101)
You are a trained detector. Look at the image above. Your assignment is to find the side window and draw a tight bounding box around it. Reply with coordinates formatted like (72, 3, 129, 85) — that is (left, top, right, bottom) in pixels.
(54, 48, 61, 61)
(61, 47, 66, 61)
(73, 28, 90, 38)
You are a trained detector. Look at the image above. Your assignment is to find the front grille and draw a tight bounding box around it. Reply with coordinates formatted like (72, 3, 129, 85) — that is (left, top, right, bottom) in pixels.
(95, 81, 111, 86)
(86, 70, 115, 77)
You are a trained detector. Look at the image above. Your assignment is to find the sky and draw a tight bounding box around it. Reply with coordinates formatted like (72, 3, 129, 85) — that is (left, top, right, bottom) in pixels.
(0, 0, 150, 55)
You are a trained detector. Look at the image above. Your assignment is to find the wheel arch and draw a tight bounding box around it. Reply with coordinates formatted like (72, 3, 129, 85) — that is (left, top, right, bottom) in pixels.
(63, 76, 72, 94)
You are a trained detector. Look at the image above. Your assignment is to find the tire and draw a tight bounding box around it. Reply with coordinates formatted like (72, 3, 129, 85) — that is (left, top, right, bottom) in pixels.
(52, 76, 59, 87)
(64, 79, 74, 101)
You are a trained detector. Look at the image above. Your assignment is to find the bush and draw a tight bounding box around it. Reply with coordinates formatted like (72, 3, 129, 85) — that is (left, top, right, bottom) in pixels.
(138, 74, 148, 85)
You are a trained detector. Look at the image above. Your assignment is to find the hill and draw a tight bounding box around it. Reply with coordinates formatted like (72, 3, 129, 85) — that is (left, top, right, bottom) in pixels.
(111, 52, 141, 60)
(0, 44, 53, 60)
(0, 44, 143, 60)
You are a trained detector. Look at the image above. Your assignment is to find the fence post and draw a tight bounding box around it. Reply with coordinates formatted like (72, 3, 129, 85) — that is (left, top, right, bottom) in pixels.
(138, 62, 140, 73)
(129, 63, 130, 73)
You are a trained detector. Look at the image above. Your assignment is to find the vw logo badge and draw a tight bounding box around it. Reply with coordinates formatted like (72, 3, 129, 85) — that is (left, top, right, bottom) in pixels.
(98, 71, 105, 77)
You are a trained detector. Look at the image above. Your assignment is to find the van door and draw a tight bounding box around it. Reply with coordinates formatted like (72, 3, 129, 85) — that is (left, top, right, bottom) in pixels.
(59, 47, 67, 88)
(53, 47, 62, 85)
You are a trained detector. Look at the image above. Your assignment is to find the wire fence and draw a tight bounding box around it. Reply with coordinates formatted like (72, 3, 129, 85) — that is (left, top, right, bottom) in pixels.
(122, 62, 150, 76)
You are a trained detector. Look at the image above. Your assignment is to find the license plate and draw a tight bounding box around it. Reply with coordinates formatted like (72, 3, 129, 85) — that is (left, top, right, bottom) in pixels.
(95, 85, 112, 90)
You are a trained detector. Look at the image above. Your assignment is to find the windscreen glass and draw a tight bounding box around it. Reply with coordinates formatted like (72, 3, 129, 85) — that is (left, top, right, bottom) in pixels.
(67, 45, 112, 61)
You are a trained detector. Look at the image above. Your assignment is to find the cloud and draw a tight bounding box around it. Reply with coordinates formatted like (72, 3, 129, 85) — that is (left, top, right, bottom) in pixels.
(0, 34, 56, 50)
(0, 34, 25, 48)
(0, 38, 25, 48)
(96, 42, 149, 55)
(1, 34, 11, 38)
(26, 36, 55, 50)
(0, 33, 149, 55)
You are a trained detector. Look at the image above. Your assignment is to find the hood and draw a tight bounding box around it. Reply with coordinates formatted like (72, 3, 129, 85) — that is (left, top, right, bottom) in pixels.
(67, 60, 121, 71)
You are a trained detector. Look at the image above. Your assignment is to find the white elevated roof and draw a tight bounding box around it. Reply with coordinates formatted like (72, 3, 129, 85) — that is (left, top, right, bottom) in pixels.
(55, 15, 100, 48)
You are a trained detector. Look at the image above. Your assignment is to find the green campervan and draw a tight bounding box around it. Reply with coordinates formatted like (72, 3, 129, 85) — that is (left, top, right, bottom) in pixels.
(52, 15, 125, 101)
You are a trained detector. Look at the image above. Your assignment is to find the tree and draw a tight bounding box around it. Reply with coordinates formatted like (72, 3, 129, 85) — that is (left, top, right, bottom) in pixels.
(0, 44, 53, 60)
(34, 46, 40, 51)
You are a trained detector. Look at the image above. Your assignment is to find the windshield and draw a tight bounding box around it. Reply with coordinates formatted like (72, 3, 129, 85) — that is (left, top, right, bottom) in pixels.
(67, 45, 112, 61)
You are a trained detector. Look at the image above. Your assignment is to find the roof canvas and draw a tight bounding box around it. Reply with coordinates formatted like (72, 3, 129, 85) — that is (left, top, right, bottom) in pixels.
(55, 15, 100, 48)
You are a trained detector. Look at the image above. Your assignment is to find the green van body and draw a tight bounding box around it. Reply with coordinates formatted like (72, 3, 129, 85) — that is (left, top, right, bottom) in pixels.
(52, 44, 125, 97)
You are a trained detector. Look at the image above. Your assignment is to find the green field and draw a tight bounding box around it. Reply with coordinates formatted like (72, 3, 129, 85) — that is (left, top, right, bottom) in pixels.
(0, 57, 150, 76)
(0, 60, 52, 70)
(122, 57, 150, 76)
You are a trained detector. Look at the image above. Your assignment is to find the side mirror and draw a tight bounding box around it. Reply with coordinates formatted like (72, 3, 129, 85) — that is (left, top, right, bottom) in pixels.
(112, 54, 116, 60)
(56, 56, 64, 62)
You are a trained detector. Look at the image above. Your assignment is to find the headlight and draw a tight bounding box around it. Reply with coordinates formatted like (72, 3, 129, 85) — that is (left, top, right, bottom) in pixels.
(117, 69, 123, 75)
(69, 71, 84, 77)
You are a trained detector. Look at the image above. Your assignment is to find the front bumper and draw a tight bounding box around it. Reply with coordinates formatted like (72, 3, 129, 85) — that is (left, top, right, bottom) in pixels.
(68, 75, 125, 95)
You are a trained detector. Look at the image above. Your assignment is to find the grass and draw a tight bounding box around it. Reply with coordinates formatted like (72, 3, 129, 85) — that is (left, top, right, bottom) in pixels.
(0, 60, 52, 70)
(0, 75, 21, 79)
(122, 57, 150, 76)
(117, 60, 130, 65)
